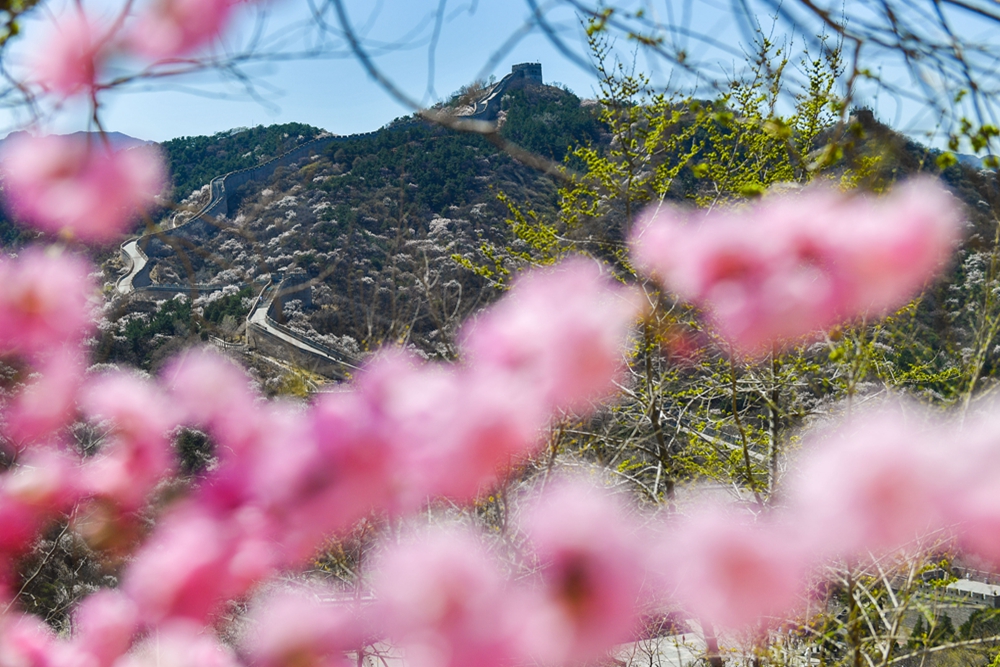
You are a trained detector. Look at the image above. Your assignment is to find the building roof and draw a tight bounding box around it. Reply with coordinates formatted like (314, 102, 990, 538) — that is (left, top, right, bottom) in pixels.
(947, 579, 1000, 597)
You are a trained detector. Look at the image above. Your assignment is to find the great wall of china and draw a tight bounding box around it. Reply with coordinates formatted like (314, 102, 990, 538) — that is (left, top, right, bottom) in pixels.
(458, 63, 543, 120)
(116, 132, 368, 379)
(115, 63, 543, 380)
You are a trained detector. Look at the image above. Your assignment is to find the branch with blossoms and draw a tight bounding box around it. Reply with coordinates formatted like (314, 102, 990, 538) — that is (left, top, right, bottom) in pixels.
(3, 3, 1000, 667)
(0, 78, 996, 666)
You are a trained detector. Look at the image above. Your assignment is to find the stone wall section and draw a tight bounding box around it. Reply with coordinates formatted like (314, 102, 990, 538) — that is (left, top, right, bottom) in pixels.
(461, 62, 543, 121)
(119, 129, 386, 294)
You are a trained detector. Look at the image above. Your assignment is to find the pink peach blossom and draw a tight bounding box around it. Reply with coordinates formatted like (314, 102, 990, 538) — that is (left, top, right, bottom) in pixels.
(372, 527, 518, 667)
(113, 621, 241, 667)
(289, 351, 538, 556)
(263, 387, 397, 558)
(461, 258, 640, 413)
(1, 136, 165, 244)
(161, 347, 260, 454)
(786, 403, 951, 558)
(173, 405, 285, 529)
(932, 407, 1000, 564)
(127, 0, 237, 59)
(29, 11, 111, 98)
(632, 191, 844, 355)
(947, 483, 1000, 566)
(122, 504, 276, 625)
(240, 586, 359, 667)
(205, 400, 340, 562)
(832, 179, 963, 314)
(81, 371, 179, 445)
(0, 491, 44, 557)
(355, 351, 547, 508)
(0, 249, 95, 356)
(404, 367, 546, 502)
(79, 371, 179, 509)
(631, 178, 961, 356)
(4, 348, 84, 447)
(0, 450, 80, 555)
(71, 591, 139, 667)
(517, 479, 648, 663)
(0, 613, 58, 667)
(658, 504, 810, 631)
(249, 396, 376, 561)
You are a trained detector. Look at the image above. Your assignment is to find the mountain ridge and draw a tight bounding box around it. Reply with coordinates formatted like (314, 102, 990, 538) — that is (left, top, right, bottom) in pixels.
(0, 130, 152, 152)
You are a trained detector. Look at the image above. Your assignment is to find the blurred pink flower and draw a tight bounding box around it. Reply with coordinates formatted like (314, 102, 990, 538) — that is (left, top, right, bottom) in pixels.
(161, 347, 263, 454)
(359, 351, 547, 507)
(4, 348, 84, 447)
(0, 491, 44, 557)
(0, 613, 58, 667)
(0, 249, 95, 356)
(123, 504, 275, 625)
(0, 450, 80, 555)
(272, 349, 547, 560)
(786, 403, 951, 558)
(1, 136, 166, 243)
(461, 258, 640, 413)
(517, 479, 648, 663)
(631, 178, 961, 356)
(372, 527, 518, 667)
(832, 179, 963, 314)
(29, 11, 112, 98)
(113, 621, 241, 667)
(207, 400, 342, 562)
(931, 407, 1000, 564)
(406, 368, 546, 502)
(658, 504, 809, 632)
(127, 0, 236, 59)
(240, 585, 359, 667)
(252, 393, 390, 561)
(79, 371, 180, 510)
(71, 591, 139, 667)
(120, 508, 229, 624)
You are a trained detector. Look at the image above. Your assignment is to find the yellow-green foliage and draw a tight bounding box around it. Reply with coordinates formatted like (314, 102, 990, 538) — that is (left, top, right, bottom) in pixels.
(271, 365, 326, 398)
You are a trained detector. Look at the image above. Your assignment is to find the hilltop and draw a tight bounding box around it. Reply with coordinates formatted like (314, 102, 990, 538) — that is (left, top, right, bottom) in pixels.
(94, 80, 1000, 395)
(97, 77, 602, 374)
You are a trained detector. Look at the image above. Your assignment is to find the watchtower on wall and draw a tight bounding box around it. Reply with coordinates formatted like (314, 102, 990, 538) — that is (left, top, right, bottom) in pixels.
(460, 63, 544, 121)
(510, 62, 543, 83)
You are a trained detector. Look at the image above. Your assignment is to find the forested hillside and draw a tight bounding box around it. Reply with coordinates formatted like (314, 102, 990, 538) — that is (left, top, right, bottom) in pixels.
(99, 71, 1000, 389)
(160, 122, 324, 203)
(101, 81, 601, 366)
(17, 1, 1000, 667)
(20, 29, 1000, 667)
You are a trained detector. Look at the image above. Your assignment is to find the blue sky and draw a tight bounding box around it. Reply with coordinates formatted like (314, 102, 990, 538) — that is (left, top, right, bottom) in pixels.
(7, 1, 629, 141)
(96, 2, 600, 140)
(4, 1, 997, 146)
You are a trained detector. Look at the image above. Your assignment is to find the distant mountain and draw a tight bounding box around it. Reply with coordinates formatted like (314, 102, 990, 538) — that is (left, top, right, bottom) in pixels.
(0, 130, 152, 152)
(956, 153, 998, 171)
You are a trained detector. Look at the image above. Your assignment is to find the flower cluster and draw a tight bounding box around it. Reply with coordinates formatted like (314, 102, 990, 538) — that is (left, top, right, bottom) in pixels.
(0, 253, 648, 666)
(0, 0, 265, 244)
(653, 400, 1000, 632)
(1, 134, 166, 243)
(0, 23, 978, 660)
(630, 179, 962, 356)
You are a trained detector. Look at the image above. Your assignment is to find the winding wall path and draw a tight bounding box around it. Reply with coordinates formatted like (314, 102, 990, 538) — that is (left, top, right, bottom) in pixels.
(118, 62, 543, 296)
(117, 133, 353, 295)
(114, 71, 540, 374)
(246, 279, 357, 379)
(115, 132, 375, 376)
